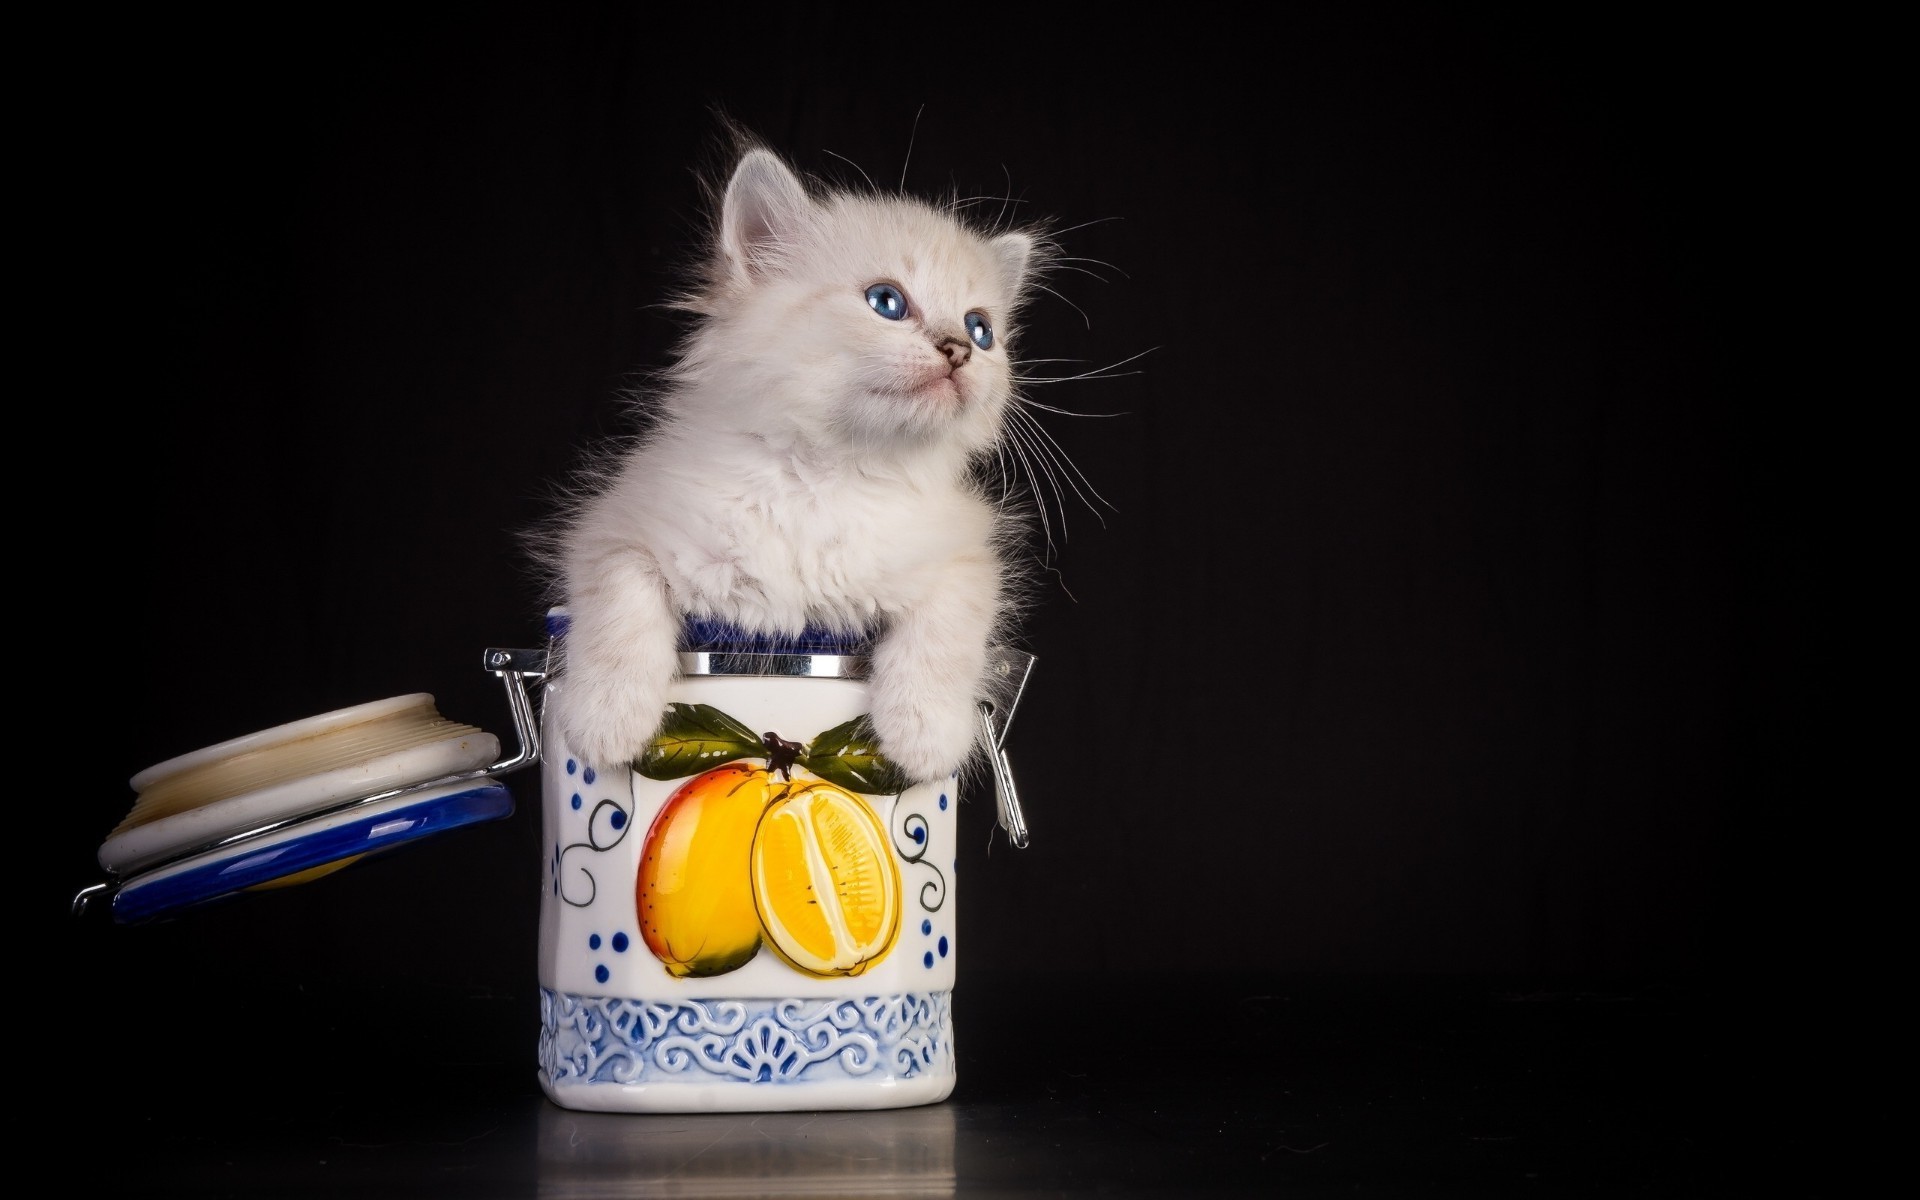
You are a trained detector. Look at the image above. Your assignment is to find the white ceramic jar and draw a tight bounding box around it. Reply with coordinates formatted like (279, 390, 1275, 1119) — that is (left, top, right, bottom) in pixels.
(535, 614, 963, 1112)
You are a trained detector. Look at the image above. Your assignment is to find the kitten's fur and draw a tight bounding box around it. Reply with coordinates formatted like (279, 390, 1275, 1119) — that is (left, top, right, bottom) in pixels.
(542, 134, 1052, 785)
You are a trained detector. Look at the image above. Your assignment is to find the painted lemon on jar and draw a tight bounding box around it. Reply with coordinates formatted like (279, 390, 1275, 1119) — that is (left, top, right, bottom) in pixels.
(751, 781, 902, 977)
(633, 707, 912, 981)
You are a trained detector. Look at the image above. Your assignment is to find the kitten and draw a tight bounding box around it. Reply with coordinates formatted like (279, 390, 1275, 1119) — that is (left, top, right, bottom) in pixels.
(543, 134, 1055, 786)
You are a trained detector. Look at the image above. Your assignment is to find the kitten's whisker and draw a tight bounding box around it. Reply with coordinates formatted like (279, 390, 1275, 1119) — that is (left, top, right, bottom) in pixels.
(1014, 370, 1146, 389)
(1048, 216, 1126, 238)
(1056, 254, 1130, 280)
(1001, 415, 1066, 553)
(1031, 282, 1091, 330)
(1014, 347, 1159, 387)
(991, 419, 1054, 554)
(1001, 410, 1066, 539)
(1016, 396, 1129, 418)
(990, 439, 1018, 508)
(1051, 263, 1113, 284)
(1010, 396, 1107, 536)
(947, 194, 1030, 212)
(1010, 405, 1114, 521)
(900, 105, 924, 193)
(1007, 415, 1069, 530)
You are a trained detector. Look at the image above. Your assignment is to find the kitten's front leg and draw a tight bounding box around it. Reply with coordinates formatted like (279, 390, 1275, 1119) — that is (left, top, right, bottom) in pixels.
(555, 550, 680, 773)
(868, 558, 999, 785)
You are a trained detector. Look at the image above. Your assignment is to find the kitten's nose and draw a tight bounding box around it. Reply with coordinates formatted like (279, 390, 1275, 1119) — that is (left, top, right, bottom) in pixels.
(936, 336, 972, 369)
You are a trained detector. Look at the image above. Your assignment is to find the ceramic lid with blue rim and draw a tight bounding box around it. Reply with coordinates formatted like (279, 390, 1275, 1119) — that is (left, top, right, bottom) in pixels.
(87, 680, 537, 924)
(109, 778, 515, 924)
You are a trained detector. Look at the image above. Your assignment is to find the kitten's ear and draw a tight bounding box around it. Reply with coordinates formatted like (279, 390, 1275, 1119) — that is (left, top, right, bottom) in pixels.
(720, 149, 813, 286)
(989, 231, 1037, 298)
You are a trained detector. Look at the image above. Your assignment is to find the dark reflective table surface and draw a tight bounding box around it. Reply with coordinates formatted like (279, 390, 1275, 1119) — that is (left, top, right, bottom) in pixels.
(53, 937, 1812, 1198)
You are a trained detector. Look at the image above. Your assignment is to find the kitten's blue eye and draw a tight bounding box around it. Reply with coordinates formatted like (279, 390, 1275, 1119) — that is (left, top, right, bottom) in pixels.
(965, 311, 994, 351)
(865, 283, 908, 321)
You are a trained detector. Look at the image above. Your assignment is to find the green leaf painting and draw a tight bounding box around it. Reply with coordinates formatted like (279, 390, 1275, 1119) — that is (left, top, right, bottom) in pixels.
(800, 715, 911, 795)
(635, 702, 765, 780)
(634, 703, 909, 794)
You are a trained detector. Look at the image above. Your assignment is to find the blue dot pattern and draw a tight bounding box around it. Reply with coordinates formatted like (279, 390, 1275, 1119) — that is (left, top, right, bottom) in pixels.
(920, 914, 952, 970)
(586, 929, 634, 985)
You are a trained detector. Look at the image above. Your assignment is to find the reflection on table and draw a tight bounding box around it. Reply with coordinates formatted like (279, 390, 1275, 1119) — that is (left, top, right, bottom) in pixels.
(537, 1102, 956, 1197)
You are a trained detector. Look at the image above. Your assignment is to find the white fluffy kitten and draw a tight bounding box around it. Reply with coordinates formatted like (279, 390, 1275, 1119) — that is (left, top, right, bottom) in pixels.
(548, 138, 1051, 785)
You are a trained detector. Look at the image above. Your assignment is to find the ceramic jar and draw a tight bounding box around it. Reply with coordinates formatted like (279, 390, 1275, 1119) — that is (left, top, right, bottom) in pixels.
(535, 615, 962, 1112)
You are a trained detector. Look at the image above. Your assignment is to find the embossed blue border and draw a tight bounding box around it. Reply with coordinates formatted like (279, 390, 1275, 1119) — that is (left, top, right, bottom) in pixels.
(539, 990, 953, 1087)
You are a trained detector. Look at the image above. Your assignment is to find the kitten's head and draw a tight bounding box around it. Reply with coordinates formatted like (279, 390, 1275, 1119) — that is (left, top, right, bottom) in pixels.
(668, 140, 1048, 468)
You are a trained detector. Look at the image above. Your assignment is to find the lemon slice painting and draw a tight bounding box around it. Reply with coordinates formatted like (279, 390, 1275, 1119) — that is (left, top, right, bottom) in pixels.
(752, 782, 902, 976)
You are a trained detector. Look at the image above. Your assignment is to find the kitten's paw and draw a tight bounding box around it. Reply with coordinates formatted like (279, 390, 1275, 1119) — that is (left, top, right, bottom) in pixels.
(554, 667, 669, 773)
(870, 691, 980, 786)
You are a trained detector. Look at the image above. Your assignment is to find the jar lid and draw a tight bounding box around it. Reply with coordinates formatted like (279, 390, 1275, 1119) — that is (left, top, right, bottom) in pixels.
(107, 778, 515, 925)
(75, 648, 547, 924)
(100, 694, 501, 877)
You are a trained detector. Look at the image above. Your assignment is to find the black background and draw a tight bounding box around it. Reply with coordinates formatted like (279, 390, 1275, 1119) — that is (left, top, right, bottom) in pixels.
(48, 4, 1832, 1188)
